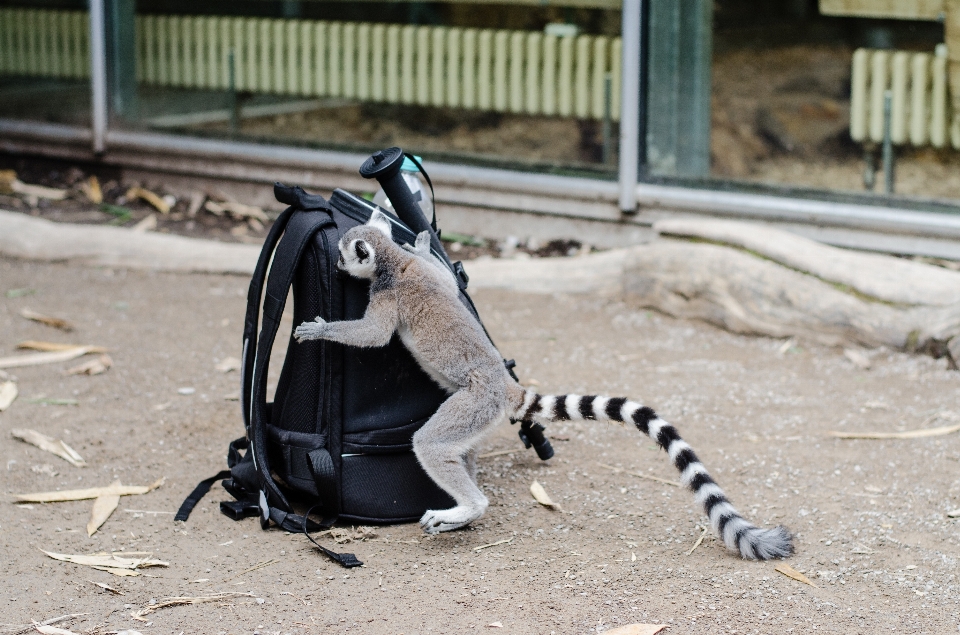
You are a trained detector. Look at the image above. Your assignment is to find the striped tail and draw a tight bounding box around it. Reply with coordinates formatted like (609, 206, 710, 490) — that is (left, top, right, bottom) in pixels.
(513, 391, 793, 560)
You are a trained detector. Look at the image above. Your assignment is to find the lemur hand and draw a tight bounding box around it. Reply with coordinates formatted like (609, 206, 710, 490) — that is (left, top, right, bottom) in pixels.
(294, 316, 328, 342)
(403, 231, 432, 258)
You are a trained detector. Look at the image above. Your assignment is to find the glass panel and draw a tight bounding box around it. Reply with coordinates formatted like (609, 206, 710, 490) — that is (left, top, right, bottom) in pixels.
(709, 0, 956, 202)
(115, 1, 623, 175)
(0, 2, 91, 126)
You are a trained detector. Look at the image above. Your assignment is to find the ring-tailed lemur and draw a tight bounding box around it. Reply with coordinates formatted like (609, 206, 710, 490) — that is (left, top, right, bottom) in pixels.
(294, 211, 793, 560)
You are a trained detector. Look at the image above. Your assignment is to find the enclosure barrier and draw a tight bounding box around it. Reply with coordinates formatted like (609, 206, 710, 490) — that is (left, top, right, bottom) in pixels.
(0, 8, 622, 121)
(850, 46, 960, 149)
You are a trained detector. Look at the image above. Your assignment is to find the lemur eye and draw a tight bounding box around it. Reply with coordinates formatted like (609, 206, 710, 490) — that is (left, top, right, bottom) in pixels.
(354, 240, 369, 261)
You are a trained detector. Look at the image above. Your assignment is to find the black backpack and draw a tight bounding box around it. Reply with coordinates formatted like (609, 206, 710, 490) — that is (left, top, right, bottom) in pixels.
(175, 149, 551, 565)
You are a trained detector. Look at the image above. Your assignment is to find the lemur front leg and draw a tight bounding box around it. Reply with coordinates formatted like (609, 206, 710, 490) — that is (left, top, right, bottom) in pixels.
(294, 292, 399, 348)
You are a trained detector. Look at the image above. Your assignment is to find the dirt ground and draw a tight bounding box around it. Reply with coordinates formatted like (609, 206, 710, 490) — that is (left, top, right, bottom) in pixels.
(2, 250, 960, 634)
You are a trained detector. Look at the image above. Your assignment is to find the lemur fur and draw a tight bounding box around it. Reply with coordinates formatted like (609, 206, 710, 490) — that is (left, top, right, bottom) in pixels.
(294, 211, 794, 560)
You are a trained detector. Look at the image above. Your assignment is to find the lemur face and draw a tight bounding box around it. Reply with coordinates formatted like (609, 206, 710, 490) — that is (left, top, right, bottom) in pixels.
(336, 210, 395, 279)
(338, 237, 377, 279)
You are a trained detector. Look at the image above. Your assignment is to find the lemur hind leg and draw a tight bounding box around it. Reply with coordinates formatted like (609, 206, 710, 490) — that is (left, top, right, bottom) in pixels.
(415, 377, 504, 534)
(464, 448, 478, 484)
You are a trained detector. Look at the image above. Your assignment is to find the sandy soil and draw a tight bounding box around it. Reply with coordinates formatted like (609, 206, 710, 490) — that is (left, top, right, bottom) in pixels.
(1, 252, 959, 634)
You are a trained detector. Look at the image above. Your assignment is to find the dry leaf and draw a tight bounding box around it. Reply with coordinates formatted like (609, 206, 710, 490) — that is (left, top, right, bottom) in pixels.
(602, 625, 669, 635)
(775, 563, 818, 587)
(66, 354, 112, 376)
(2, 614, 88, 635)
(42, 550, 168, 576)
(131, 213, 157, 232)
(204, 200, 268, 221)
(0, 347, 101, 370)
(530, 480, 561, 510)
(186, 191, 205, 217)
(80, 175, 103, 204)
(20, 309, 74, 332)
(17, 341, 108, 353)
(16, 478, 162, 502)
(597, 462, 682, 487)
(127, 186, 170, 214)
(0, 170, 68, 200)
(843, 348, 871, 370)
(828, 424, 960, 439)
(33, 624, 79, 635)
(0, 380, 18, 411)
(87, 482, 122, 536)
(11, 429, 86, 467)
(131, 593, 254, 618)
(215, 357, 241, 373)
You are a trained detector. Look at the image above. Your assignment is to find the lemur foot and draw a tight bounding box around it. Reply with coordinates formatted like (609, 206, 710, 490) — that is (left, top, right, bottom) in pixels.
(294, 316, 327, 342)
(419, 505, 483, 534)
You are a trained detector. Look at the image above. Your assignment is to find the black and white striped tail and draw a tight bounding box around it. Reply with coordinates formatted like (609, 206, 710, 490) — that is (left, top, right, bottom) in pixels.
(514, 392, 793, 560)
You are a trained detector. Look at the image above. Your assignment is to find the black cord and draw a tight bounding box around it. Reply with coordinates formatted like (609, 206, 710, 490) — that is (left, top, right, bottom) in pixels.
(302, 505, 363, 568)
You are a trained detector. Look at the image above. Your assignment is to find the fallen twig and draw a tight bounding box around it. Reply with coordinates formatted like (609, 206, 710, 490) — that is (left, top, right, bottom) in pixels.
(473, 538, 514, 552)
(597, 463, 682, 487)
(131, 593, 253, 619)
(685, 527, 708, 556)
(226, 559, 279, 581)
(478, 448, 519, 459)
(0, 347, 103, 370)
(828, 424, 960, 440)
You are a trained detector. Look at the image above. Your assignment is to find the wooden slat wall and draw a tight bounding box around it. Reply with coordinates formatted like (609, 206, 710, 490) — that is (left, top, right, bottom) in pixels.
(0, 8, 622, 121)
(850, 47, 958, 149)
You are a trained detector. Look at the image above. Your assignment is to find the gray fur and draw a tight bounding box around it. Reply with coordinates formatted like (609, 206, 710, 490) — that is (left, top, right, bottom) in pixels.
(294, 211, 794, 559)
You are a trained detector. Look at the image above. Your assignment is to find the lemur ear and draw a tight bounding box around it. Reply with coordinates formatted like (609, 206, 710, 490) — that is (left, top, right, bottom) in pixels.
(354, 240, 370, 262)
(367, 210, 392, 238)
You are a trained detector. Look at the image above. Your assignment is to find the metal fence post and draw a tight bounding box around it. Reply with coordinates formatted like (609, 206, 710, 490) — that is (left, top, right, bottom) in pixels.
(618, 0, 642, 213)
(89, 0, 108, 153)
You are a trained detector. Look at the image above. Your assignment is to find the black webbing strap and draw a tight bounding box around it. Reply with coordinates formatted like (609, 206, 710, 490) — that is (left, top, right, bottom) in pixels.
(250, 207, 335, 522)
(242, 184, 333, 431)
(307, 448, 340, 528)
(302, 505, 363, 568)
(402, 152, 437, 233)
(174, 470, 232, 522)
(241, 203, 295, 431)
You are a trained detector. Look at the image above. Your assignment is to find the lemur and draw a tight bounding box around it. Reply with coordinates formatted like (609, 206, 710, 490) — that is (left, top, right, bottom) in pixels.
(294, 211, 794, 560)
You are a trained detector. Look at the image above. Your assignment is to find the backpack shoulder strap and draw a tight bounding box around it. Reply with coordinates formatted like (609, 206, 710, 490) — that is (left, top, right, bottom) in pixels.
(246, 195, 336, 528)
(241, 183, 331, 430)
